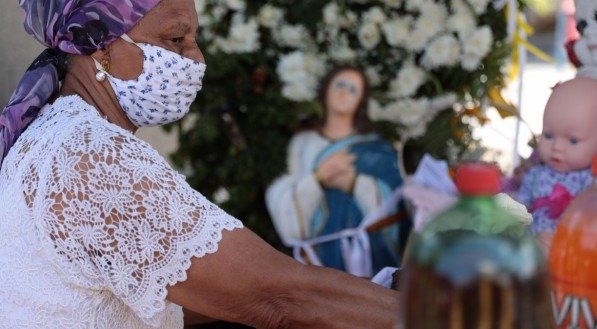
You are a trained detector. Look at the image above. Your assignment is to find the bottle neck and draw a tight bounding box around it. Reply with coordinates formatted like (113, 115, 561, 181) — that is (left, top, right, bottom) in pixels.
(458, 195, 497, 210)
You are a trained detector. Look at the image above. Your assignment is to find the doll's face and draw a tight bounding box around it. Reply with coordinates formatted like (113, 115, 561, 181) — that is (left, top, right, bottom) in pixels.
(325, 70, 364, 117)
(538, 78, 597, 172)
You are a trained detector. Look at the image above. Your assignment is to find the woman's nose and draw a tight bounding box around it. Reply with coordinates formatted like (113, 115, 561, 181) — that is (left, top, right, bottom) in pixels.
(185, 45, 205, 64)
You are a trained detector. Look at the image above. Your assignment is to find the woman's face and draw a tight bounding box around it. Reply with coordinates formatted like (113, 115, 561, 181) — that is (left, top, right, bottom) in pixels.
(104, 0, 205, 80)
(325, 70, 364, 118)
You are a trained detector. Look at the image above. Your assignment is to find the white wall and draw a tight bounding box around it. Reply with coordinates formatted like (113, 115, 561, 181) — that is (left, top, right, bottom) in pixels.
(0, 2, 178, 159)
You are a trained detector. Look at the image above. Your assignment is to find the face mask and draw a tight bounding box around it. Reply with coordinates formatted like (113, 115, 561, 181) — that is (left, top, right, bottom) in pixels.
(93, 34, 206, 127)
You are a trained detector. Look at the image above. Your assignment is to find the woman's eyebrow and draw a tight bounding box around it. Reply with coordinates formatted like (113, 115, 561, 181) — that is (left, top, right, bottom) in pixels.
(165, 21, 192, 35)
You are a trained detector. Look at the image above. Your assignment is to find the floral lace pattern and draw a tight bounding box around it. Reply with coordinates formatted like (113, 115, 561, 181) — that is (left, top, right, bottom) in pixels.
(0, 95, 243, 328)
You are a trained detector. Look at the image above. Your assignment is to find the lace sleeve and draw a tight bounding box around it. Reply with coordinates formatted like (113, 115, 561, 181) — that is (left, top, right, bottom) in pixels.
(35, 122, 243, 325)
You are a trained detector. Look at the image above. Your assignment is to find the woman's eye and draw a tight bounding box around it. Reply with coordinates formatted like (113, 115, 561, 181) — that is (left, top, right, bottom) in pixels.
(171, 37, 184, 44)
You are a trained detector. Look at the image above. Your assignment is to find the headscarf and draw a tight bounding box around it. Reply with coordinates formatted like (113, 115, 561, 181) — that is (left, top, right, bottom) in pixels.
(0, 0, 161, 169)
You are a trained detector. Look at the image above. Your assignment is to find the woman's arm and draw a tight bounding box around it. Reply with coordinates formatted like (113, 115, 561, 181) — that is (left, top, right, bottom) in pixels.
(167, 228, 399, 329)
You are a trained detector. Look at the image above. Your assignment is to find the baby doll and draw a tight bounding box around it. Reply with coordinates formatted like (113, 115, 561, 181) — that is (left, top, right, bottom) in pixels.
(517, 78, 597, 254)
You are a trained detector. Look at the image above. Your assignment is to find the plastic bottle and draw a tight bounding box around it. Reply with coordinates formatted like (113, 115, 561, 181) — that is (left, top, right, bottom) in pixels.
(400, 162, 553, 328)
(549, 156, 597, 328)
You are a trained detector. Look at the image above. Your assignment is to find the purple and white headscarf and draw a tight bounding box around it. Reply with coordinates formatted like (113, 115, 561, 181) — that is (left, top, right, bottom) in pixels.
(0, 0, 161, 169)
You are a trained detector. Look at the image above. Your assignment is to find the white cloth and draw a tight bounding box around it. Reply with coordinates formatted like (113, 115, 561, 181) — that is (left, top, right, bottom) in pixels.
(371, 267, 398, 288)
(0, 95, 243, 328)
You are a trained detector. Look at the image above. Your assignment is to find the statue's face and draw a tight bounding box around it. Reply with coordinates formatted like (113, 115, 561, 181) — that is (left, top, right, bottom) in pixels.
(539, 78, 597, 172)
(325, 70, 364, 118)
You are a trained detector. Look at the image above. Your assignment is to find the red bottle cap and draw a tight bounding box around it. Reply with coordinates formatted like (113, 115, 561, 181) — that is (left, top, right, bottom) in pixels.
(592, 156, 597, 177)
(454, 162, 501, 196)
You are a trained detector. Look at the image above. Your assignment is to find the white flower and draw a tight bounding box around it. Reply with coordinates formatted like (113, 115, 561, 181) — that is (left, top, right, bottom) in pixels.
(406, 121, 428, 138)
(323, 3, 357, 28)
(358, 23, 381, 50)
(468, 0, 491, 14)
(447, 6, 477, 37)
(462, 25, 493, 59)
(194, 0, 206, 14)
(421, 34, 461, 68)
(363, 7, 387, 25)
(344, 11, 359, 28)
(277, 51, 326, 101)
(431, 93, 457, 113)
(215, 16, 260, 53)
(368, 98, 385, 121)
(461, 52, 483, 71)
(323, 3, 342, 26)
(274, 24, 309, 48)
(384, 98, 430, 126)
(382, 18, 412, 47)
(258, 5, 284, 29)
(329, 35, 357, 61)
(389, 64, 427, 97)
(225, 0, 246, 11)
(196, 1, 217, 28)
(282, 84, 317, 102)
(365, 67, 382, 87)
(213, 187, 231, 204)
(407, 17, 442, 51)
(211, 5, 228, 21)
(419, 1, 448, 24)
(405, 0, 427, 11)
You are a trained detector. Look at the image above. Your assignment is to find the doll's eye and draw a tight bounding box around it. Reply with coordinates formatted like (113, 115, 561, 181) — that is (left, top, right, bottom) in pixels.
(543, 132, 554, 140)
(569, 137, 579, 145)
(577, 19, 588, 35)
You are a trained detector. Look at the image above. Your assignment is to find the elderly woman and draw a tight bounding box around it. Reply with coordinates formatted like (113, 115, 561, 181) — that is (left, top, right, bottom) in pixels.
(0, 0, 398, 328)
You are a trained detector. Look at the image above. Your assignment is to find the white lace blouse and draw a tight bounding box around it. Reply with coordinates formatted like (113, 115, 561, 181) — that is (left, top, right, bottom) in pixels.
(0, 95, 243, 328)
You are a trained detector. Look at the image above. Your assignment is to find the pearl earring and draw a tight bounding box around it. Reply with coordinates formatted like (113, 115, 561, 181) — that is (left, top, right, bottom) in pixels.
(94, 48, 111, 82)
(95, 71, 107, 82)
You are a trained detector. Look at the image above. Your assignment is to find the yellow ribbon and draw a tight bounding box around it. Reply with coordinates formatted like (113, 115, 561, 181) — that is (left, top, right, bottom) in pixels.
(509, 9, 555, 81)
(490, 5, 556, 119)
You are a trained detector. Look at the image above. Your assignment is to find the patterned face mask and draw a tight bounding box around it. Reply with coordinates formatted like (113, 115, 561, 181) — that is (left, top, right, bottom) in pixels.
(94, 34, 206, 127)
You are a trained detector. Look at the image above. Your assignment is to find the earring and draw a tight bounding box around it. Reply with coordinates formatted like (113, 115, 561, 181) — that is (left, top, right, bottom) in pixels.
(95, 47, 111, 82)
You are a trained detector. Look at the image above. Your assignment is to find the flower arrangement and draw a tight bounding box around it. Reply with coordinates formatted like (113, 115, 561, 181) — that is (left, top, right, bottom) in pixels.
(169, 0, 512, 245)
(194, 0, 510, 138)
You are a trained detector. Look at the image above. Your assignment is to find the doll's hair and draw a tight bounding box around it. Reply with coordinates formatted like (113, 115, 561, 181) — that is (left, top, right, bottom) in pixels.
(316, 65, 373, 133)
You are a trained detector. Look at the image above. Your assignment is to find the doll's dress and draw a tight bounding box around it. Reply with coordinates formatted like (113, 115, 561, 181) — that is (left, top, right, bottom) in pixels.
(517, 165, 592, 233)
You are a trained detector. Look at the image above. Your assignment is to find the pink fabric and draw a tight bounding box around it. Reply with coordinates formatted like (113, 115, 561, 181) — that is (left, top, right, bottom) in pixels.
(530, 183, 573, 219)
